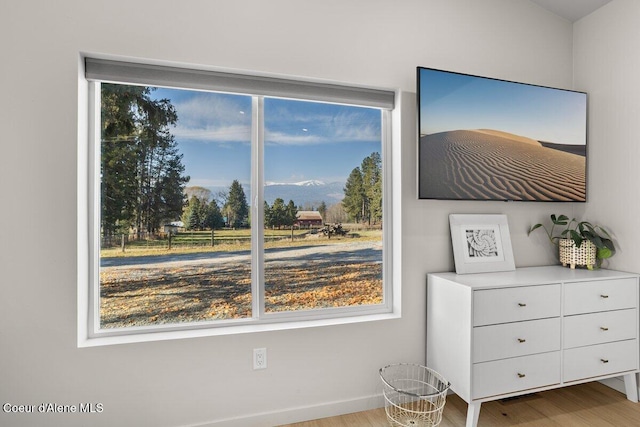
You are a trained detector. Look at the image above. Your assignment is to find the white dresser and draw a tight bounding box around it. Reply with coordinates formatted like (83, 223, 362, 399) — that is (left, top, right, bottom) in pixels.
(426, 266, 639, 427)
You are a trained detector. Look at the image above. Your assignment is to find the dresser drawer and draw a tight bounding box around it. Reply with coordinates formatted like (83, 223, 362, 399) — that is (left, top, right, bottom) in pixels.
(564, 340, 638, 382)
(472, 351, 560, 399)
(564, 309, 637, 349)
(564, 278, 637, 315)
(473, 284, 561, 326)
(474, 318, 561, 363)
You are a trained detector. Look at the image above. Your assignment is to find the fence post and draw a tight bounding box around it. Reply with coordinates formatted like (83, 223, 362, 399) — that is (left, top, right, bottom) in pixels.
(211, 229, 215, 247)
(121, 234, 125, 252)
(291, 225, 294, 242)
(168, 233, 172, 250)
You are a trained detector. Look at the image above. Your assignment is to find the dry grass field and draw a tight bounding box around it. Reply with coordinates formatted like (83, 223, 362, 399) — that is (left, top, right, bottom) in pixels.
(100, 238, 382, 328)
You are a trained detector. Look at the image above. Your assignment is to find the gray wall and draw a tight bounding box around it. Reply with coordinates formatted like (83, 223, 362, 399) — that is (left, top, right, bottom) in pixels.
(3, 0, 627, 426)
(573, 0, 640, 272)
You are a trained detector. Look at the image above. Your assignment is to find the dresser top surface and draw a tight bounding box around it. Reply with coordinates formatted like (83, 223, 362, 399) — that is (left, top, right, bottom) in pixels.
(429, 266, 638, 289)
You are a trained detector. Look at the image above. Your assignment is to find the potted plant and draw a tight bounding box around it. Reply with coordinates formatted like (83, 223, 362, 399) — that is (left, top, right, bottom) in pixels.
(528, 214, 616, 269)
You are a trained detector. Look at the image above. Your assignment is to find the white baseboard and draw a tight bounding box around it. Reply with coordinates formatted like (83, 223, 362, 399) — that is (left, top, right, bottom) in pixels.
(183, 377, 635, 427)
(189, 393, 385, 427)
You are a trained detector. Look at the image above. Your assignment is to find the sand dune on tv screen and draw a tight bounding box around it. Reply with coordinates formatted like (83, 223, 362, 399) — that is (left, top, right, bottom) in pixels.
(419, 129, 586, 201)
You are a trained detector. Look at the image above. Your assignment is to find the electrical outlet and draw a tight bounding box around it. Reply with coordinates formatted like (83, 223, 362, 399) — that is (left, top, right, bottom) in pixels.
(253, 348, 267, 370)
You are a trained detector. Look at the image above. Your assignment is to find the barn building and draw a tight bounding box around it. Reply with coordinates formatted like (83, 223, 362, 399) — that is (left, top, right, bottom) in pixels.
(295, 211, 323, 228)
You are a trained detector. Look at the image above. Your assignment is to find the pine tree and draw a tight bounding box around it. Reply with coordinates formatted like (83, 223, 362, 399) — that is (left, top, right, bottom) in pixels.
(342, 167, 365, 222)
(101, 83, 189, 238)
(286, 200, 297, 228)
(361, 152, 382, 225)
(203, 200, 224, 230)
(224, 180, 249, 228)
(184, 196, 202, 230)
(264, 201, 272, 228)
(101, 85, 147, 237)
(342, 152, 382, 225)
(270, 198, 287, 229)
(318, 201, 327, 221)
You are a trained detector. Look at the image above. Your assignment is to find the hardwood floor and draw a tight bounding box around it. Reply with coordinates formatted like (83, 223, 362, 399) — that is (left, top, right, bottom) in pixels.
(280, 382, 640, 426)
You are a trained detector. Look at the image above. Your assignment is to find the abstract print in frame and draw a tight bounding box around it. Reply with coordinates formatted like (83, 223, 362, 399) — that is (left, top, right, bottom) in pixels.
(449, 214, 515, 274)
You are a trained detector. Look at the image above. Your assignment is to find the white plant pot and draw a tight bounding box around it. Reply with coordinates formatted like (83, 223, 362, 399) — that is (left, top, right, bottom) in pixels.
(559, 238, 596, 269)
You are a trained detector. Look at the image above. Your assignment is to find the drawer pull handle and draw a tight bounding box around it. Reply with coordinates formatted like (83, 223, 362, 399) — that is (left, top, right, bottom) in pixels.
(517, 338, 526, 343)
(517, 373, 526, 378)
(518, 303, 527, 307)
(600, 327, 609, 331)
(601, 359, 609, 364)
(600, 294, 609, 299)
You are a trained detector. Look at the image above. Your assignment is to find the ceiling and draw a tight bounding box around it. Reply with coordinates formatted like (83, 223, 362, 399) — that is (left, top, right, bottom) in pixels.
(529, 0, 612, 22)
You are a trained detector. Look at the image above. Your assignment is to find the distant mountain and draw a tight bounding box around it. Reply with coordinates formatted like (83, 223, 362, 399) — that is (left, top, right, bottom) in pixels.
(204, 180, 345, 208)
(265, 181, 345, 207)
(265, 179, 326, 187)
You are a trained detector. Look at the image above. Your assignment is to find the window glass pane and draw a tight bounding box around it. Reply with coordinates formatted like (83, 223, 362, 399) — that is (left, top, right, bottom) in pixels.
(99, 84, 252, 328)
(263, 98, 384, 313)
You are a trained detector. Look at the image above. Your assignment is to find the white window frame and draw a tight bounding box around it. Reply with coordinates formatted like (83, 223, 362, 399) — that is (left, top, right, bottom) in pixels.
(77, 55, 400, 347)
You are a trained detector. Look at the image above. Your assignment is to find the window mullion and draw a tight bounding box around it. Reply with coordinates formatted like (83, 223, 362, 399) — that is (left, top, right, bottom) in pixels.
(251, 96, 266, 319)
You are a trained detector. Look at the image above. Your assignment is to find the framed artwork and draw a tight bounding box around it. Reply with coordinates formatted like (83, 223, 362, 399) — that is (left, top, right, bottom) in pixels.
(418, 67, 587, 202)
(449, 214, 515, 274)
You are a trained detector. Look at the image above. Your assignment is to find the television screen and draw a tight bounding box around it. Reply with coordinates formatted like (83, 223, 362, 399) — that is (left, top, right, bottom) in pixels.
(418, 67, 587, 202)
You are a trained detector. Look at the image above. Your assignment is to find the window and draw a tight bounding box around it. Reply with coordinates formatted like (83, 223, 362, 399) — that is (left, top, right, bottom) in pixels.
(82, 58, 395, 341)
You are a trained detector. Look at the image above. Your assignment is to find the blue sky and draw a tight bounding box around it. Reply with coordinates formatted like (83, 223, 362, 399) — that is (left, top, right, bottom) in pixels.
(419, 68, 587, 145)
(151, 87, 381, 189)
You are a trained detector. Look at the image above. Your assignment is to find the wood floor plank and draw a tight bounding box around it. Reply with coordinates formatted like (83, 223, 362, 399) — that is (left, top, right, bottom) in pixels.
(280, 382, 640, 427)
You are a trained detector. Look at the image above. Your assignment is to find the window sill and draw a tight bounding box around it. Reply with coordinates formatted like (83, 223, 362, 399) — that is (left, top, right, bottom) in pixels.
(77, 311, 400, 348)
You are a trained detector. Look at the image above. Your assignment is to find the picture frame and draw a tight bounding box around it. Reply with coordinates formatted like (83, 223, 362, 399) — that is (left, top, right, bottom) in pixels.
(449, 214, 515, 274)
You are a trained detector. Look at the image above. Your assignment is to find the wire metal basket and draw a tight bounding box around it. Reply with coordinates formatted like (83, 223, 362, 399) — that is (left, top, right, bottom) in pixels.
(379, 364, 450, 427)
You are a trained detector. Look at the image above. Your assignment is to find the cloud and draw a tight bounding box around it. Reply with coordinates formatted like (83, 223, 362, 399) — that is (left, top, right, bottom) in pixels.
(168, 91, 381, 146)
(265, 109, 381, 146)
(171, 93, 251, 143)
(173, 124, 251, 143)
(264, 130, 323, 145)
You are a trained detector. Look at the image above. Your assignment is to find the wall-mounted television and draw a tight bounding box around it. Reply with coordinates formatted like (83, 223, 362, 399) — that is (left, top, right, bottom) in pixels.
(418, 67, 587, 202)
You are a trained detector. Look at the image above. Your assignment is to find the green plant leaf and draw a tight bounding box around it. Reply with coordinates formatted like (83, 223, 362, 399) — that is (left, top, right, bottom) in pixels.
(603, 239, 616, 254)
(591, 235, 604, 248)
(528, 224, 542, 235)
(597, 247, 612, 259)
(529, 214, 616, 259)
(568, 230, 583, 247)
(598, 227, 613, 239)
(552, 214, 569, 225)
